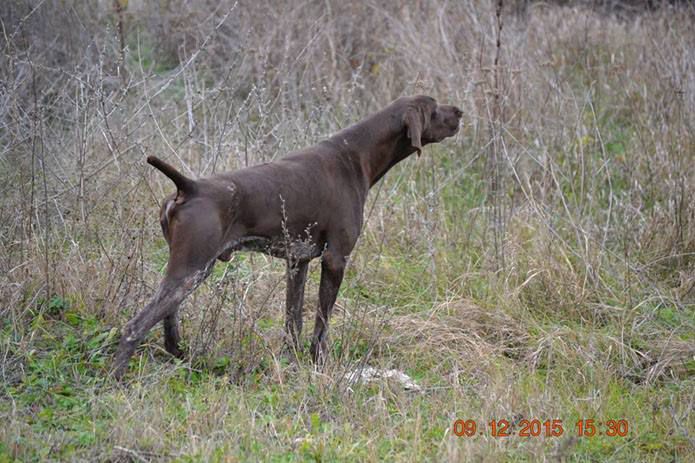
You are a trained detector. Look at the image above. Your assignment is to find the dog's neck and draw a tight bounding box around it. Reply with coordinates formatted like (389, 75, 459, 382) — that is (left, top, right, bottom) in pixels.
(363, 136, 416, 187)
(328, 109, 418, 188)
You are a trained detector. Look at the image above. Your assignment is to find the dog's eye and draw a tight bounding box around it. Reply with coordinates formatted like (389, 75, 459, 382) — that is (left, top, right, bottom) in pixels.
(431, 110, 437, 119)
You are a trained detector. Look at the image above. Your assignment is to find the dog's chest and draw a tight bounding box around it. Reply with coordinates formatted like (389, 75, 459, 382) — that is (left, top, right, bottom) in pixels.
(221, 235, 324, 262)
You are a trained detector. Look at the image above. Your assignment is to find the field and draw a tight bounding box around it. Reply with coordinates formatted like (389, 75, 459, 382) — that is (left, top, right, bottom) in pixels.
(1, 0, 693, 461)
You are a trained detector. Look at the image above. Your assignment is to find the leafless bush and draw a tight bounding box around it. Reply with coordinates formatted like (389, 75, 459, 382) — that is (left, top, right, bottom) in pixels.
(0, 0, 693, 386)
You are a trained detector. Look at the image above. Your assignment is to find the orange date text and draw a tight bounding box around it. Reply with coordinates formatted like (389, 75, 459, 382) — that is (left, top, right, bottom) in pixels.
(452, 419, 629, 438)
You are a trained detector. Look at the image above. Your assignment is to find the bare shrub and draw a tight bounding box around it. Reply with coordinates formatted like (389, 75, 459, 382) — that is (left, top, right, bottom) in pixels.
(1, 1, 693, 458)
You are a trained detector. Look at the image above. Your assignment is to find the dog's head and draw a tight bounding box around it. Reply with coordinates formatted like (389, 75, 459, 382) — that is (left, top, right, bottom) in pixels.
(402, 95, 462, 155)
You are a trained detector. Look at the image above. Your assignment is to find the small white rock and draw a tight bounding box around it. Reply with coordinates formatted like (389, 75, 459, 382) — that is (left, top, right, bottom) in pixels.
(344, 366, 422, 392)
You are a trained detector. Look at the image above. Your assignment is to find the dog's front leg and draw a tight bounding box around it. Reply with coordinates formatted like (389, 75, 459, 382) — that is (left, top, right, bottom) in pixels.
(285, 260, 309, 353)
(310, 249, 346, 364)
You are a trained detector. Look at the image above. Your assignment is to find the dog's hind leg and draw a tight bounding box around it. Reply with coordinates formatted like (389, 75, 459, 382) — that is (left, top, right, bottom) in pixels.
(112, 261, 215, 379)
(112, 201, 224, 379)
(163, 311, 184, 358)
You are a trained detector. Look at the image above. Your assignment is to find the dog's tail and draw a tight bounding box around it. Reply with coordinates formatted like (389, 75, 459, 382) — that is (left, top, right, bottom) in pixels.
(147, 156, 197, 195)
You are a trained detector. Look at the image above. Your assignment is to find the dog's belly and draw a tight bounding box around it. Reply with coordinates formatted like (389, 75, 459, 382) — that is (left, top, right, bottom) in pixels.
(219, 235, 323, 262)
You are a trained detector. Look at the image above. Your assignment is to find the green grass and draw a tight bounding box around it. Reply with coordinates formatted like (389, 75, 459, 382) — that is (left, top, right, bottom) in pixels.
(2, 242, 692, 461)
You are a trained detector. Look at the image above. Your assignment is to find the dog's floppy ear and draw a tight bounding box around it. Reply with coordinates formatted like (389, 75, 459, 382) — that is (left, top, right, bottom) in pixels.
(403, 107, 424, 156)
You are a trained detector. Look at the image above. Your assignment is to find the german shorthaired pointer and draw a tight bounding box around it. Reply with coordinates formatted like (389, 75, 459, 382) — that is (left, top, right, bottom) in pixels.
(112, 95, 462, 378)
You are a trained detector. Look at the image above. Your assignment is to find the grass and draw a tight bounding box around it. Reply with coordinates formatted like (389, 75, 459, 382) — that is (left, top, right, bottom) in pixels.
(2, 304, 691, 461)
(1, 0, 694, 461)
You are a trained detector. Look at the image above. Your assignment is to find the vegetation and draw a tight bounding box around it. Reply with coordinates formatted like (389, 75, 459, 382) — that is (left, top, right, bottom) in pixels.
(1, 0, 693, 461)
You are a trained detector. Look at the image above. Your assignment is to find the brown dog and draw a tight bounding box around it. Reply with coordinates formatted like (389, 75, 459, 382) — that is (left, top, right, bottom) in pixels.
(112, 95, 462, 378)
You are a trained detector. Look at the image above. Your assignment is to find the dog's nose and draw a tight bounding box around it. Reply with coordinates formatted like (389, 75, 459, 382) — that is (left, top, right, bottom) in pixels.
(453, 107, 463, 118)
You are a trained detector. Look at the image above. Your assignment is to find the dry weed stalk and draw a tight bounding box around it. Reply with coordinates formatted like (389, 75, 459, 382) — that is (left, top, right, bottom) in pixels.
(0, 3, 693, 458)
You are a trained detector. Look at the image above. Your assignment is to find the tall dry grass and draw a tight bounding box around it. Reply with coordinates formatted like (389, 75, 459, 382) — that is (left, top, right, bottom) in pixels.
(0, 0, 693, 460)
